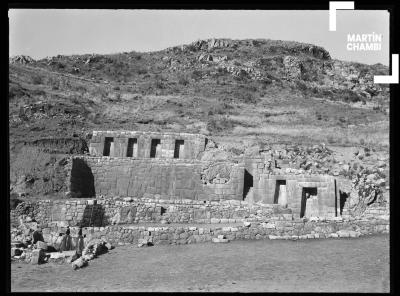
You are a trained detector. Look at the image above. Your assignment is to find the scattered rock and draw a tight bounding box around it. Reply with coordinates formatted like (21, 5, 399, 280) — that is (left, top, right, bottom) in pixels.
(212, 237, 229, 243)
(138, 238, 153, 247)
(336, 229, 360, 238)
(50, 252, 65, 260)
(377, 161, 386, 168)
(72, 257, 88, 270)
(105, 242, 114, 250)
(376, 179, 386, 187)
(243, 221, 251, 227)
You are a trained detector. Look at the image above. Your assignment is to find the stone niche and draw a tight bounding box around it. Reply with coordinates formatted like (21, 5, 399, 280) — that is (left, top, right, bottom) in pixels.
(88, 131, 207, 160)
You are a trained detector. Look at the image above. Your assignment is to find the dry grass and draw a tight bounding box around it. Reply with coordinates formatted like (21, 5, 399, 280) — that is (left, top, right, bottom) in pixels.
(228, 121, 388, 148)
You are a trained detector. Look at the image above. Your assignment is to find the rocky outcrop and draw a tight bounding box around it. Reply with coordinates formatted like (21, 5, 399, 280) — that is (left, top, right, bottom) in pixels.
(198, 54, 213, 62)
(305, 45, 331, 60)
(346, 172, 385, 216)
(10, 55, 35, 64)
(187, 38, 234, 51)
(198, 53, 228, 63)
(201, 162, 233, 184)
(283, 56, 303, 79)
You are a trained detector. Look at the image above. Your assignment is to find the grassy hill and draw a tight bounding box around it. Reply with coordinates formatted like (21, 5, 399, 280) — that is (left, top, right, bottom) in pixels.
(9, 38, 389, 199)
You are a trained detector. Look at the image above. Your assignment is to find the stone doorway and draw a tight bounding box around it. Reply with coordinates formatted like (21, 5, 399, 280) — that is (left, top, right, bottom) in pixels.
(300, 187, 318, 218)
(243, 169, 253, 200)
(274, 180, 287, 205)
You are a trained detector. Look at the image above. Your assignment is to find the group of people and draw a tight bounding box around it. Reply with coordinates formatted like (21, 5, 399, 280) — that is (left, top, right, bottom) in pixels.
(32, 225, 86, 256)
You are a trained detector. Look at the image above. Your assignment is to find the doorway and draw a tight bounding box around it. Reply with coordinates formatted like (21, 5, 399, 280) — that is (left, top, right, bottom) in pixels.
(242, 169, 253, 200)
(300, 187, 317, 218)
(273, 180, 287, 204)
(339, 190, 349, 215)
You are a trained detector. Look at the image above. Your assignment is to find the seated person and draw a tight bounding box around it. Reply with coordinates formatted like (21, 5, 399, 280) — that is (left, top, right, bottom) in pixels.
(31, 226, 53, 252)
(32, 226, 45, 244)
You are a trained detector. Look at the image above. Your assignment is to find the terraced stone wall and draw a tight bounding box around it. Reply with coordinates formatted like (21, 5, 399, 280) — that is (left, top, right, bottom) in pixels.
(68, 156, 244, 200)
(11, 210, 389, 252)
(10, 197, 285, 227)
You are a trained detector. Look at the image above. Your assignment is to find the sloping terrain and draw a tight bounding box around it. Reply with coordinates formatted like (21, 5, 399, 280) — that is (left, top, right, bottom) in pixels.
(9, 38, 389, 199)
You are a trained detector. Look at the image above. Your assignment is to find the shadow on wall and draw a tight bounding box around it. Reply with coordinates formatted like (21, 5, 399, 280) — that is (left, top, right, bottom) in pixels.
(339, 190, 349, 215)
(70, 158, 95, 198)
(78, 204, 108, 227)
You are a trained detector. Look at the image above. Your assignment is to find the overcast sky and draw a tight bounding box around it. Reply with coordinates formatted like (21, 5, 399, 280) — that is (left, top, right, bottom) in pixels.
(9, 9, 390, 65)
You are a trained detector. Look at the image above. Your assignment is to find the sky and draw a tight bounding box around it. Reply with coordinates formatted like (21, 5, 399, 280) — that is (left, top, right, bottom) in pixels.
(9, 9, 390, 65)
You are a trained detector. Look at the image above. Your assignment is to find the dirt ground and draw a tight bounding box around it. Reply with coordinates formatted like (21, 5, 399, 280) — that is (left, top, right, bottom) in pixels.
(11, 234, 389, 292)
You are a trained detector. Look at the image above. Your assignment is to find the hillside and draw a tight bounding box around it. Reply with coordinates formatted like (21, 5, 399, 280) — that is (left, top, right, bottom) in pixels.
(9, 38, 389, 199)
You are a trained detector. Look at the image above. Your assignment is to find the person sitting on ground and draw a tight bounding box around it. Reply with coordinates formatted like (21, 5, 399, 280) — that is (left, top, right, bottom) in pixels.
(76, 227, 85, 257)
(32, 226, 44, 245)
(60, 227, 73, 252)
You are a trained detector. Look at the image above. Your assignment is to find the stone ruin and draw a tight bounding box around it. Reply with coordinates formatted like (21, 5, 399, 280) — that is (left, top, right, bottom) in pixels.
(11, 130, 390, 266)
(67, 130, 340, 219)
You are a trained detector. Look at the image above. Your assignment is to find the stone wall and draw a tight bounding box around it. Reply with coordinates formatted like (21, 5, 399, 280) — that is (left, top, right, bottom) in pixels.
(11, 197, 289, 227)
(10, 198, 389, 256)
(89, 131, 207, 159)
(68, 156, 244, 200)
(243, 156, 336, 218)
(10, 209, 19, 227)
(11, 213, 389, 250)
(258, 173, 336, 218)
